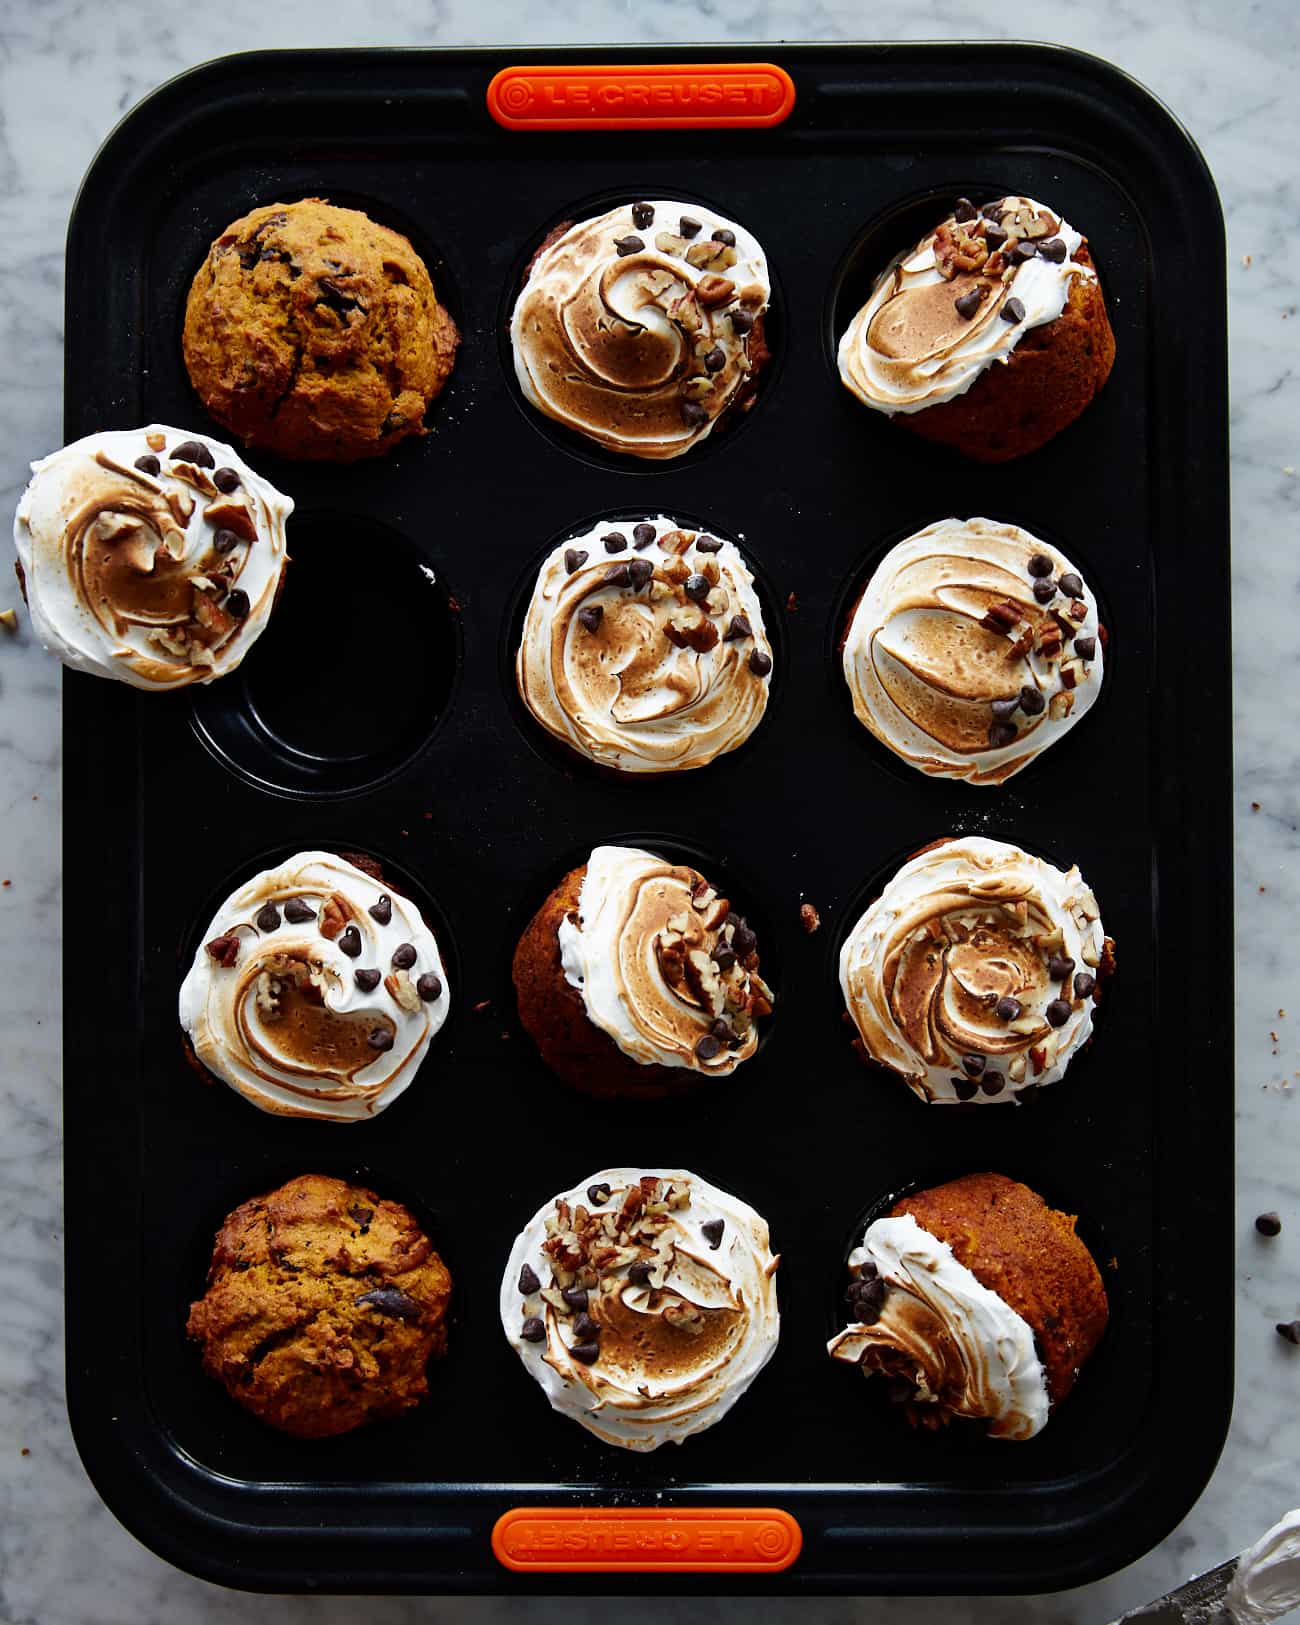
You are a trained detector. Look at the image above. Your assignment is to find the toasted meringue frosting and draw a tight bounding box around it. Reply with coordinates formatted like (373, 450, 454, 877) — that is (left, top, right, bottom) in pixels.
(838, 196, 1096, 415)
(510, 200, 771, 459)
(516, 515, 773, 773)
(842, 517, 1103, 785)
(179, 851, 449, 1122)
(827, 1212, 1049, 1441)
(501, 1168, 780, 1450)
(839, 835, 1107, 1103)
(558, 845, 774, 1075)
(13, 425, 291, 689)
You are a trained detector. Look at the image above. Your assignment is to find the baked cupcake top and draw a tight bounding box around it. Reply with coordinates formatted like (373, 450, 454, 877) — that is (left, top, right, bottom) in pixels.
(559, 845, 774, 1074)
(839, 835, 1108, 1102)
(12, 426, 291, 689)
(828, 1210, 1048, 1440)
(500, 1168, 780, 1450)
(838, 196, 1098, 415)
(179, 851, 449, 1122)
(510, 200, 771, 459)
(842, 518, 1103, 785)
(516, 516, 773, 773)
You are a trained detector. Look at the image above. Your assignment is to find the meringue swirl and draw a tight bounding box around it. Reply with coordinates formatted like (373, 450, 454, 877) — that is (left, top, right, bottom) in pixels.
(843, 518, 1104, 785)
(839, 836, 1108, 1102)
(516, 515, 773, 773)
(501, 1168, 780, 1451)
(559, 845, 775, 1075)
(510, 200, 771, 459)
(179, 850, 449, 1122)
(827, 1213, 1049, 1441)
(13, 425, 291, 689)
(838, 196, 1095, 414)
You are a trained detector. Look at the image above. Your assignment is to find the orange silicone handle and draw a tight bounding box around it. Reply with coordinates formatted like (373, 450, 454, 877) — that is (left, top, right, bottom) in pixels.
(491, 1506, 802, 1574)
(486, 63, 796, 131)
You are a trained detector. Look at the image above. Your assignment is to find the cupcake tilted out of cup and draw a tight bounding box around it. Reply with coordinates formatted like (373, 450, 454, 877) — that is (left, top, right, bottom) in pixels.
(501, 1168, 780, 1451)
(837, 195, 1115, 462)
(12, 425, 291, 690)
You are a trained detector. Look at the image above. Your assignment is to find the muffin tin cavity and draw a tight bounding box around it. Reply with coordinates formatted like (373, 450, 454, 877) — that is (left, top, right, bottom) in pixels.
(499, 189, 784, 474)
(189, 513, 461, 798)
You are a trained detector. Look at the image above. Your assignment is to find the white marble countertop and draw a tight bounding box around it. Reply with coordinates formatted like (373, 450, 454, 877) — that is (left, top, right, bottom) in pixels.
(0, 2, 1296, 1622)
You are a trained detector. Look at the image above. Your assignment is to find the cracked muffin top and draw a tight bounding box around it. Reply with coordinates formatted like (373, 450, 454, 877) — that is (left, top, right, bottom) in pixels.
(182, 199, 459, 462)
(186, 1172, 453, 1437)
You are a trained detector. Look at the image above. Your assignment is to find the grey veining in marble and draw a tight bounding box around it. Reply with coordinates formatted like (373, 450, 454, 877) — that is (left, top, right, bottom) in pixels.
(1, 1, 1298, 1622)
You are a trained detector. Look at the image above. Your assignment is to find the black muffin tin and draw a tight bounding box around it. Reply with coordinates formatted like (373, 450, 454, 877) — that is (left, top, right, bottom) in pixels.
(62, 43, 1231, 1595)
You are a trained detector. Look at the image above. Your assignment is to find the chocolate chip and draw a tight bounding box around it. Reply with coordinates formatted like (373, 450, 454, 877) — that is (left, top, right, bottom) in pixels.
(212, 467, 241, 493)
(255, 903, 280, 932)
(1059, 572, 1084, 599)
(954, 289, 982, 321)
(520, 1316, 546, 1342)
(354, 968, 381, 992)
(367, 1027, 395, 1051)
(712, 943, 737, 972)
(730, 307, 754, 335)
(980, 201, 1005, 220)
(954, 197, 977, 222)
(952, 1078, 980, 1102)
(224, 590, 250, 618)
(1256, 1212, 1283, 1237)
(1009, 239, 1038, 262)
(1019, 685, 1046, 716)
(702, 1218, 725, 1249)
(681, 400, 709, 427)
(704, 346, 726, 373)
(1028, 553, 1054, 578)
(695, 1034, 722, 1061)
(631, 201, 654, 230)
(338, 925, 362, 958)
(983, 222, 1008, 249)
(633, 522, 657, 549)
(578, 605, 603, 633)
(391, 943, 417, 970)
(1275, 1320, 1300, 1345)
(587, 1183, 611, 1206)
(1048, 954, 1075, 982)
(1038, 237, 1067, 262)
(627, 1261, 653, 1285)
(1033, 579, 1057, 604)
(564, 547, 587, 574)
(570, 1341, 600, 1364)
(133, 454, 160, 475)
(627, 557, 654, 589)
(1074, 972, 1097, 999)
(856, 1259, 879, 1281)
(724, 614, 752, 641)
(696, 535, 724, 553)
(711, 228, 736, 246)
(988, 720, 1017, 748)
(1000, 296, 1026, 324)
(613, 234, 644, 256)
(603, 531, 627, 553)
(1046, 998, 1072, 1028)
(684, 572, 711, 603)
(991, 696, 1020, 720)
(416, 973, 443, 1002)
(284, 898, 315, 923)
(369, 895, 392, 925)
(996, 996, 1022, 1021)
(980, 1071, 1005, 1096)
(710, 1018, 732, 1041)
(679, 216, 702, 239)
(961, 1053, 987, 1077)
(213, 528, 239, 555)
(1074, 635, 1097, 661)
(170, 439, 214, 467)
(349, 1205, 373, 1228)
(561, 1286, 589, 1312)
(573, 1313, 599, 1340)
(749, 649, 773, 678)
(518, 1263, 541, 1294)
(355, 1286, 421, 1320)
(731, 919, 757, 958)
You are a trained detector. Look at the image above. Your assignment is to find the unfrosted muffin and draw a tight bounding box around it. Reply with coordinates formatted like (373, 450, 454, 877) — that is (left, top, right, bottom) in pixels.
(512, 845, 774, 1097)
(186, 1173, 453, 1438)
(838, 195, 1115, 462)
(183, 198, 459, 461)
(510, 200, 771, 459)
(501, 1168, 780, 1450)
(828, 1172, 1109, 1440)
